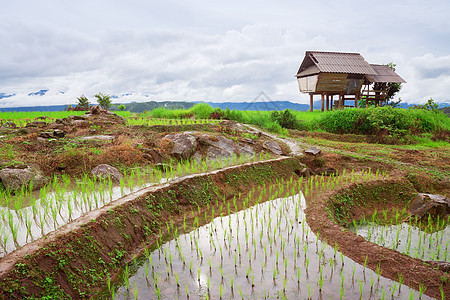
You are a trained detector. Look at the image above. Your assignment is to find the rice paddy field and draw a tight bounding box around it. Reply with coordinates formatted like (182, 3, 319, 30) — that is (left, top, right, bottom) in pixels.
(0, 153, 269, 257)
(99, 176, 439, 299)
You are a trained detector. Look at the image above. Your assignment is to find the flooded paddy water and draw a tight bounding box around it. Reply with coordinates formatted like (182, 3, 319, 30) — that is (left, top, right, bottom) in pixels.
(0, 153, 267, 257)
(350, 217, 449, 262)
(105, 184, 432, 299)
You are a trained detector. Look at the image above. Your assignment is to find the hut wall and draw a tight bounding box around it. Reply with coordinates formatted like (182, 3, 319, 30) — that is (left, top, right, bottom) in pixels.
(297, 75, 318, 93)
(315, 73, 348, 93)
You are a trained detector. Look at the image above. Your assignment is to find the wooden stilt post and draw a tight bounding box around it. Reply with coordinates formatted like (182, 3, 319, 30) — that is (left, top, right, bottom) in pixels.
(321, 93, 325, 111)
(309, 93, 313, 112)
(355, 94, 358, 108)
(339, 94, 343, 109)
(330, 95, 333, 111)
(326, 94, 329, 111)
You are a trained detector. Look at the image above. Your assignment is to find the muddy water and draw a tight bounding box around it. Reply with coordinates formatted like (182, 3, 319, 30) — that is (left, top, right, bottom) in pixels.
(107, 193, 430, 299)
(350, 221, 450, 262)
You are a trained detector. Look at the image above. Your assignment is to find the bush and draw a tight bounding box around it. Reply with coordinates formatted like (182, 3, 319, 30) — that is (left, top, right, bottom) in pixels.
(270, 109, 299, 129)
(319, 106, 449, 136)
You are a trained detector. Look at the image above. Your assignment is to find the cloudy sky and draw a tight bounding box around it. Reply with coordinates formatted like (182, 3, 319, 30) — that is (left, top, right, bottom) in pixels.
(1, 0, 449, 107)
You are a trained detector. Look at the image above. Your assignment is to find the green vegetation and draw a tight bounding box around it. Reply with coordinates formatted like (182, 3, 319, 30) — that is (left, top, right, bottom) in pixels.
(319, 106, 449, 136)
(76, 95, 90, 109)
(94, 92, 112, 109)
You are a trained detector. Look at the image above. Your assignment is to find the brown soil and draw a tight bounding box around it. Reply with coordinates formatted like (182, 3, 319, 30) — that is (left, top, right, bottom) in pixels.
(305, 179, 450, 299)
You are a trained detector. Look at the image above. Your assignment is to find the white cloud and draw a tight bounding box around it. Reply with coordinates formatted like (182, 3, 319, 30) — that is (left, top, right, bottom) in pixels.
(1, 0, 450, 107)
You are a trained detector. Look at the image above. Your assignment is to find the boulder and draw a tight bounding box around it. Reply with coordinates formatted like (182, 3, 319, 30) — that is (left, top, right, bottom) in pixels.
(38, 131, 54, 139)
(26, 121, 47, 128)
(142, 148, 168, 164)
(409, 193, 449, 221)
(2, 121, 17, 129)
(200, 134, 255, 159)
(90, 105, 107, 115)
(91, 164, 123, 183)
(72, 120, 90, 128)
(314, 167, 337, 176)
(72, 115, 87, 121)
(262, 140, 283, 155)
(300, 167, 311, 178)
(163, 132, 198, 159)
(305, 146, 321, 156)
(0, 166, 48, 193)
(79, 135, 115, 141)
(48, 123, 64, 130)
(53, 129, 65, 138)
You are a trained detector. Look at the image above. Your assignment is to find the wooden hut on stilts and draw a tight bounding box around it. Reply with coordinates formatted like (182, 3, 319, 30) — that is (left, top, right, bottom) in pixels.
(295, 51, 405, 111)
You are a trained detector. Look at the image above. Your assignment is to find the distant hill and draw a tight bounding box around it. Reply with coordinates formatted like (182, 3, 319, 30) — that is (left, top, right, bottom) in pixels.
(0, 104, 70, 112)
(110, 101, 195, 112)
(203, 101, 310, 111)
(1, 100, 449, 114)
(439, 106, 450, 117)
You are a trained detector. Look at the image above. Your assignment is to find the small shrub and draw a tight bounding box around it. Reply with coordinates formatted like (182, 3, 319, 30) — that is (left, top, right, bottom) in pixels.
(271, 109, 299, 129)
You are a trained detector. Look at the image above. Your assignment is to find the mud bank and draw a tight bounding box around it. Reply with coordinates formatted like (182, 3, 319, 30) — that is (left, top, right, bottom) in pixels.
(0, 157, 304, 299)
(305, 179, 449, 299)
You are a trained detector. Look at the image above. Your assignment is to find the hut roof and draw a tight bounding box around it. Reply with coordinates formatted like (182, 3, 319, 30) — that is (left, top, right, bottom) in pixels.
(365, 64, 406, 83)
(296, 51, 376, 77)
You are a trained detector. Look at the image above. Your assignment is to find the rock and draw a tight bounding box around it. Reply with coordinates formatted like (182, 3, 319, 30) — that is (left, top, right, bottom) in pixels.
(91, 164, 123, 183)
(72, 120, 90, 128)
(26, 121, 47, 128)
(163, 132, 198, 159)
(300, 167, 311, 177)
(242, 138, 255, 144)
(0, 166, 48, 193)
(55, 118, 64, 124)
(38, 131, 54, 139)
(90, 105, 107, 115)
(79, 135, 115, 141)
(72, 115, 87, 121)
(48, 123, 64, 130)
(305, 146, 321, 156)
(262, 140, 283, 155)
(53, 129, 65, 138)
(142, 148, 168, 164)
(409, 193, 449, 221)
(200, 134, 255, 159)
(17, 128, 30, 135)
(427, 261, 450, 272)
(314, 167, 337, 176)
(154, 163, 172, 172)
(2, 121, 17, 129)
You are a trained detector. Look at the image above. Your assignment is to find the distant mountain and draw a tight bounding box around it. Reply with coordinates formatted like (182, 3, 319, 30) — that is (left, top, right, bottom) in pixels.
(0, 93, 15, 99)
(204, 101, 310, 111)
(0, 104, 70, 112)
(1, 100, 449, 114)
(27, 89, 49, 96)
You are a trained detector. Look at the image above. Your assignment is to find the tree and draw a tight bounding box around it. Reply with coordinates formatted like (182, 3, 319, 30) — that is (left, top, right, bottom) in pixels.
(375, 62, 402, 102)
(118, 104, 126, 111)
(359, 62, 403, 108)
(76, 95, 90, 109)
(94, 92, 112, 109)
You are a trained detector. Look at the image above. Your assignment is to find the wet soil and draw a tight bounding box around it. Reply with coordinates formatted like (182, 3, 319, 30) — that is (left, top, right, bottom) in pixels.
(305, 179, 450, 299)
